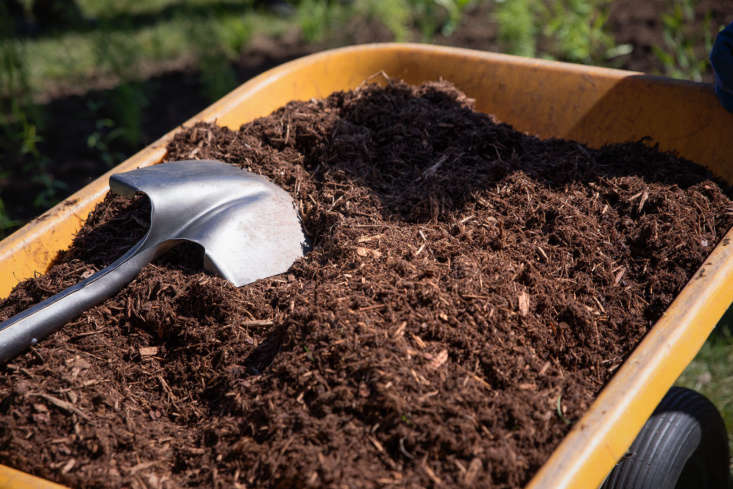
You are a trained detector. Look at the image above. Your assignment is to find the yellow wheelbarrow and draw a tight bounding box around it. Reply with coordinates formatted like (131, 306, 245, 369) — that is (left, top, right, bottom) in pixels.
(1, 44, 731, 489)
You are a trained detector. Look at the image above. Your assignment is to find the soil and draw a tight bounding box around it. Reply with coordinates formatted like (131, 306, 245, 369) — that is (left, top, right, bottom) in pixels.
(1, 80, 731, 489)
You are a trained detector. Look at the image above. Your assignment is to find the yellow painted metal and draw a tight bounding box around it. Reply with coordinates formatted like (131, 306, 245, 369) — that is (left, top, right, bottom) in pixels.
(0, 44, 731, 489)
(0, 465, 67, 489)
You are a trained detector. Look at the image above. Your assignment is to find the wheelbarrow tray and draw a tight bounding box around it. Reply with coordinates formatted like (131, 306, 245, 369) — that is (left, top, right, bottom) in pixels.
(1, 44, 731, 489)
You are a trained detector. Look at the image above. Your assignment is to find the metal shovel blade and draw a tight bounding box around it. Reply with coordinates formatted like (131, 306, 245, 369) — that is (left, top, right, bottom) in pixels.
(0, 160, 306, 362)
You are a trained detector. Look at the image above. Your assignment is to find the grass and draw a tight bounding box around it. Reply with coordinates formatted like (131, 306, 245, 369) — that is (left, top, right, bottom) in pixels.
(10, 0, 475, 96)
(495, 0, 617, 63)
(16, 7, 288, 97)
(653, 0, 715, 82)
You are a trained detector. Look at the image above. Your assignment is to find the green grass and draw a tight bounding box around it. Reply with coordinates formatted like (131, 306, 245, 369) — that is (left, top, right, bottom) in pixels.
(653, 0, 718, 81)
(9, 0, 477, 96)
(15, 9, 288, 97)
(494, 0, 622, 65)
(495, 0, 538, 57)
(75, 0, 244, 19)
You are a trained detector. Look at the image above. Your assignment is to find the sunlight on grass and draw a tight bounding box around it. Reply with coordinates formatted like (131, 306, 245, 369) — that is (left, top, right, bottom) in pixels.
(13, 7, 289, 96)
(75, 0, 248, 19)
(652, 0, 718, 81)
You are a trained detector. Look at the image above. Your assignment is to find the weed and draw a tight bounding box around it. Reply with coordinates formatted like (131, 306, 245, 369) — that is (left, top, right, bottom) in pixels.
(91, 26, 142, 82)
(111, 83, 148, 147)
(542, 0, 614, 65)
(86, 117, 126, 169)
(0, 165, 22, 238)
(355, 0, 412, 42)
(199, 55, 239, 102)
(0, 5, 64, 218)
(494, 0, 622, 66)
(297, 0, 340, 43)
(653, 0, 713, 81)
(495, 0, 537, 58)
(433, 0, 473, 37)
(404, 0, 474, 40)
(294, 0, 473, 44)
(31, 172, 68, 210)
(182, 12, 246, 102)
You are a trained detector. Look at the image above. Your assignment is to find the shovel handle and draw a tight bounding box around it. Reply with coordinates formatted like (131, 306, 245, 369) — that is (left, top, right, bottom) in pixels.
(0, 244, 157, 363)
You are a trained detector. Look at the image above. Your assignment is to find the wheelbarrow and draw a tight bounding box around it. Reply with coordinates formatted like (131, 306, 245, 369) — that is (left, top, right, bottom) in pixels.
(1, 44, 731, 489)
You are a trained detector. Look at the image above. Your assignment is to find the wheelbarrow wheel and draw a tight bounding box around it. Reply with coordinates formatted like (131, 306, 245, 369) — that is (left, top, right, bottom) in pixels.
(601, 386, 729, 489)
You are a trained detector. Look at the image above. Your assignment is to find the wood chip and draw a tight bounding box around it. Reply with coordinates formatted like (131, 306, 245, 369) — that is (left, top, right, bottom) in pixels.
(518, 291, 530, 317)
(638, 191, 649, 213)
(127, 461, 159, 475)
(411, 333, 426, 349)
(392, 322, 407, 339)
(536, 246, 548, 261)
(422, 461, 442, 486)
(463, 458, 482, 486)
(539, 361, 551, 375)
(61, 458, 76, 474)
(357, 234, 384, 243)
(613, 268, 625, 285)
(369, 437, 385, 453)
(28, 393, 90, 420)
(241, 319, 274, 327)
(139, 346, 159, 356)
(427, 350, 448, 369)
(356, 246, 382, 259)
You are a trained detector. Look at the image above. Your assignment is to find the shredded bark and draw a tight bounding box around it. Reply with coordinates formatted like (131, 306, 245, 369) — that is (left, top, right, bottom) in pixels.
(1, 80, 731, 489)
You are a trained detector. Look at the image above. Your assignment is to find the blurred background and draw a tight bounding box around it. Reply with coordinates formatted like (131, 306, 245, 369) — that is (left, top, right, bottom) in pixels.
(1, 0, 732, 467)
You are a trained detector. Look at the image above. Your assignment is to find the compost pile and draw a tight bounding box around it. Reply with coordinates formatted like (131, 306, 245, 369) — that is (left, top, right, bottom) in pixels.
(1, 80, 731, 489)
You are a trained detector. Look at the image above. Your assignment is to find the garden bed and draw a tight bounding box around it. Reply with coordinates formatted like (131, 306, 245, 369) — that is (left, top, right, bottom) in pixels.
(1, 80, 731, 489)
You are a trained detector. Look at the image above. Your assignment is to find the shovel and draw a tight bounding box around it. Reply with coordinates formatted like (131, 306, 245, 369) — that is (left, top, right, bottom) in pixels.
(0, 160, 306, 363)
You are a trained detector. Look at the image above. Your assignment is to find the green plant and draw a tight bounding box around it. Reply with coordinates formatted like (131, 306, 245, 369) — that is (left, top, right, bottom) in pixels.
(355, 0, 412, 42)
(292, 0, 472, 44)
(495, 0, 537, 57)
(542, 0, 614, 64)
(110, 82, 148, 147)
(91, 24, 143, 81)
(199, 55, 238, 102)
(86, 117, 126, 168)
(217, 13, 254, 57)
(0, 196, 21, 238)
(84, 81, 148, 168)
(653, 0, 713, 81)
(404, 0, 473, 40)
(180, 12, 244, 102)
(297, 0, 338, 43)
(495, 0, 621, 65)
(433, 0, 472, 36)
(0, 6, 64, 217)
(31, 172, 68, 210)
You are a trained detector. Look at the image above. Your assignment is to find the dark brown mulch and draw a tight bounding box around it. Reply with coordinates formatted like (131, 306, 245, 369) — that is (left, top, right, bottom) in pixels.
(1, 80, 731, 489)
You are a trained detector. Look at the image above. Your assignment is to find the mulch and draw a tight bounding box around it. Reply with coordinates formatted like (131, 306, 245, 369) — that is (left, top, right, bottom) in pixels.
(1, 80, 731, 489)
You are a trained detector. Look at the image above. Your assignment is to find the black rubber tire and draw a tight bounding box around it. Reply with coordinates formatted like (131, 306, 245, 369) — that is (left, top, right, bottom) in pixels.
(601, 386, 729, 489)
